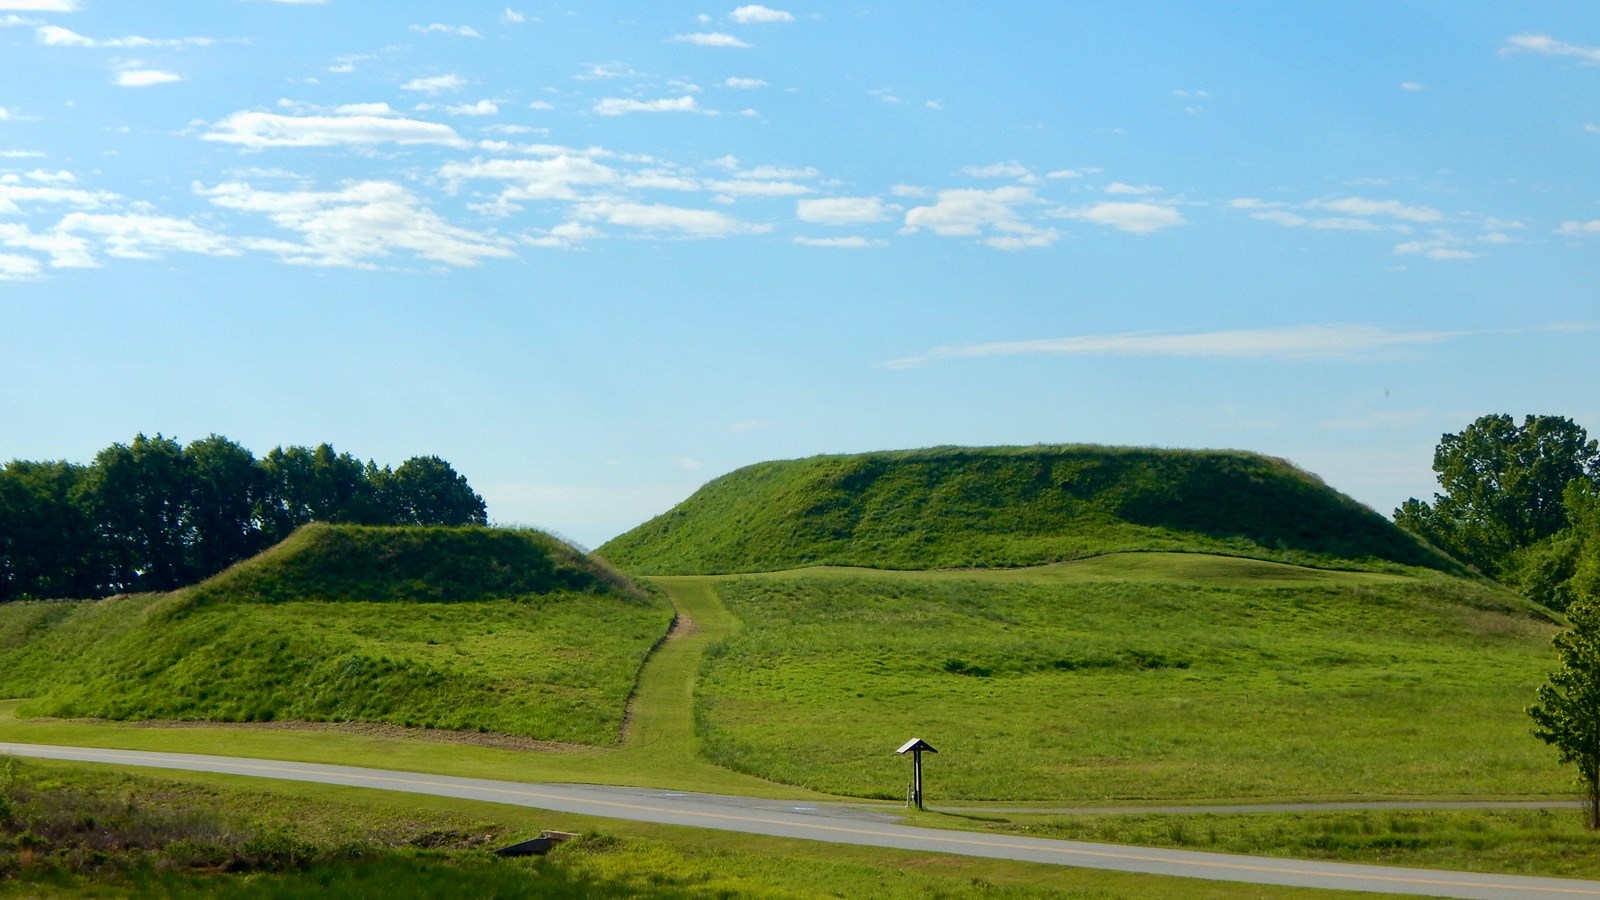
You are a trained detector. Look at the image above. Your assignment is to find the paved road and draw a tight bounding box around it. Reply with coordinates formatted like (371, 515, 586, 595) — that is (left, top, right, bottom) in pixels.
(4, 742, 1597, 899)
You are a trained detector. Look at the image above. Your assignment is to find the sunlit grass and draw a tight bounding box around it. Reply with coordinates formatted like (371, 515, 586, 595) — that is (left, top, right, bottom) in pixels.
(693, 560, 1562, 801)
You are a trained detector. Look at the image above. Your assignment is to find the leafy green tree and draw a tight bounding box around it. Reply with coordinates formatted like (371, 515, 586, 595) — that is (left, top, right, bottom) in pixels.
(183, 435, 267, 579)
(256, 444, 381, 542)
(1396, 414, 1599, 576)
(82, 434, 193, 592)
(378, 456, 488, 526)
(1530, 597, 1600, 828)
(0, 460, 101, 600)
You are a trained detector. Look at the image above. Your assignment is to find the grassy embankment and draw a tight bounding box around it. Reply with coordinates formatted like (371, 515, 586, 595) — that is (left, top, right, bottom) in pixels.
(0, 524, 673, 745)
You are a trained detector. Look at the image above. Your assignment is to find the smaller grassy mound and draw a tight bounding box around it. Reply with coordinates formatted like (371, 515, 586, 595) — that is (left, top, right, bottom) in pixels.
(601, 445, 1461, 575)
(0, 525, 672, 744)
(184, 522, 637, 606)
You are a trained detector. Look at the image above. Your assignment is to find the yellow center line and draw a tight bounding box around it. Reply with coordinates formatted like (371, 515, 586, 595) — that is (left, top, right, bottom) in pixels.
(11, 746, 1600, 896)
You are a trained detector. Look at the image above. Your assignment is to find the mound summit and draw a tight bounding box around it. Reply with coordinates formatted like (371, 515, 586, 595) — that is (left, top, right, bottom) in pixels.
(599, 445, 1460, 575)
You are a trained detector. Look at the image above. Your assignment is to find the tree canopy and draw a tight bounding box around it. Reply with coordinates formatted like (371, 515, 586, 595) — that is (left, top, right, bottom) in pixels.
(1395, 414, 1599, 578)
(0, 434, 487, 601)
(1529, 597, 1600, 828)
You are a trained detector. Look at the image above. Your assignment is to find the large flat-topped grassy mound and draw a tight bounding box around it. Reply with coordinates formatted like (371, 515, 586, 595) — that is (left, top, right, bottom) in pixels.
(600, 445, 1461, 575)
(0, 525, 672, 743)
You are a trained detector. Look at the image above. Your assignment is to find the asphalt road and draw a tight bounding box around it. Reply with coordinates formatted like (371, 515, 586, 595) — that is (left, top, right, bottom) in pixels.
(4, 741, 1598, 899)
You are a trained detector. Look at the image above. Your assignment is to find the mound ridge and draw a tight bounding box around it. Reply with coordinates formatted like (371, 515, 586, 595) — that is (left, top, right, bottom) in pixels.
(184, 522, 641, 606)
(599, 445, 1462, 574)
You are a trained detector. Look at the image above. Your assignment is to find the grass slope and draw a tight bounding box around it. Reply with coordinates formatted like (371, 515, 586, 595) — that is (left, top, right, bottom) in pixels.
(0, 525, 672, 744)
(688, 555, 1561, 802)
(600, 445, 1460, 575)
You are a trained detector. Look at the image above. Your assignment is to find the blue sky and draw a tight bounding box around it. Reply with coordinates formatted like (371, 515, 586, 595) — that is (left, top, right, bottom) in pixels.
(2, 1, 1597, 548)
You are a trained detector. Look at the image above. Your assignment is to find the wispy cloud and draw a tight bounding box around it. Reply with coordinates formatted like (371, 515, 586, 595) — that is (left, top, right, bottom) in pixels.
(793, 235, 885, 248)
(881, 324, 1500, 369)
(114, 68, 182, 87)
(37, 25, 214, 48)
(1501, 33, 1600, 64)
(593, 95, 700, 116)
(203, 109, 467, 148)
(1556, 220, 1600, 237)
(729, 5, 793, 24)
(673, 32, 750, 48)
(400, 73, 467, 94)
(796, 196, 887, 225)
(0, 1, 79, 10)
(1058, 201, 1184, 234)
(411, 23, 482, 38)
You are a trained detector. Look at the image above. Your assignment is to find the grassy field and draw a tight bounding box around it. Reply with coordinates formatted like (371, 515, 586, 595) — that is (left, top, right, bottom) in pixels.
(0, 758, 1383, 899)
(601, 445, 1460, 574)
(0, 525, 673, 744)
(690, 555, 1564, 801)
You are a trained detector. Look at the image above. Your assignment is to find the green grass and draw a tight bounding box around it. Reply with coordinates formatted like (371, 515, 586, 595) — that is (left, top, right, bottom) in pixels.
(690, 557, 1563, 801)
(962, 807, 1600, 881)
(0, 758, 1389, 899)
(600, 445, 1462, 575)
(0, 525, 673, 744)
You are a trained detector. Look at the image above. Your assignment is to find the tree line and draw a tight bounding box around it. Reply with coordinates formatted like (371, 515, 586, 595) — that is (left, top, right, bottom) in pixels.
(0, 434, 487, 601)
(1395, 413, 1599, 611)
(1398, 415, 1600, 829)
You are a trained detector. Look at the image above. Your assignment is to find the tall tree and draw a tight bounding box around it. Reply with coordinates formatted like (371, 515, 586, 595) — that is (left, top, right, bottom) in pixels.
(0, 460, 101, 600)
(82, 434, 193, 592)
(256, 444, 380, 542)
(1396, 414, 1599, 575)
(379, 455, 488, 526)
(1529, 597, 1600, 828)
(183, 435, 266, 579)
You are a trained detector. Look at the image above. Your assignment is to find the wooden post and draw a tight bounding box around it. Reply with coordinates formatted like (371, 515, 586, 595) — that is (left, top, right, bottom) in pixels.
(896, 738, 937, 812)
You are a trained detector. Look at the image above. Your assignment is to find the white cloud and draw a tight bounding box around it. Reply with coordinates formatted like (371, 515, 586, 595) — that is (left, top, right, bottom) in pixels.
(198, 179, 516, 267)
(57, 212, 236, 260)
(20, 169, 74, 184)
(724, 76, 766, 89)
(1103, 182, 1161, 195)
(502, 9, 527, 24)
(673, 456, 704, 470)
(203, 110, 468, 149)
(1312, 196, 1442, 222)
(796, 196, 887, 225)
(0, 181, 119, 213)
(729, 4, 794, 23)
(961, 161, 1034, 181)
(0, 0, 78, 10)
(410, 23, 481, 38)
(258, 0, 325, 4)
(793, 236, 885, 248)
(1047, 168, 1098, 180)
(673, 32, 750, 48)
(868, 87, 900, 104)
(705, 178, 808, 197)
(440, 155, 618, 210)
(1059, 201, 1184, 234)
(36, 25, 213, 48)
(0, 252, 41, 278)
(334, 102, 399, 116)
(521, 220, 601, 248)
(901, 186, 1040, 238)
(733, 165, 816, 180)
(0, 107, 14, 120)
(446, 99, 499, 116)
(1501, 33, 1600, 64)
(528, 100, 555, 110)
(1393, 240, 1478, 261)
(572, 199, 768, 237)
(576, 62, 637, 80)
(594, 95, 699, 116)
(1556, 220, 1600, 237)
(882, 325, 1473, 369)
(0, 222, 94, 267)
(401, 73, 467, 94)
(114, 69, 182, 88)
(1400, 81, 1425, 91)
